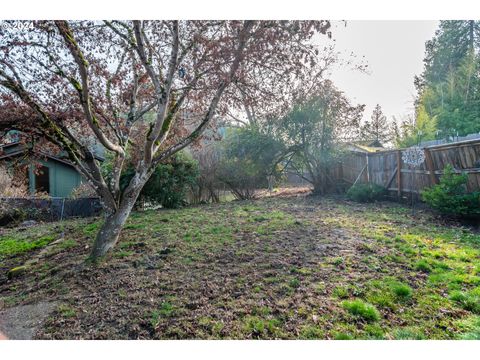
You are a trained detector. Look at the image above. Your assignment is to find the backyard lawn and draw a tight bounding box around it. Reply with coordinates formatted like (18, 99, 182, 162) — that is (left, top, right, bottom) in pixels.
(1, 192, 480, 339)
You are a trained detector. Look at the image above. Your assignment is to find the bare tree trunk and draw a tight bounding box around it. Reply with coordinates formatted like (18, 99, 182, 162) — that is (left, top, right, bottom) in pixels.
(311, 175, 324, 195)
(90, 201, 135, 259)
(91, 171, 149, 259)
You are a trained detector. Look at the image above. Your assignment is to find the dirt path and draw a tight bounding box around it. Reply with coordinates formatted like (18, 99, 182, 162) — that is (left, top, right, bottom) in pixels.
(0, 302, 57, 339)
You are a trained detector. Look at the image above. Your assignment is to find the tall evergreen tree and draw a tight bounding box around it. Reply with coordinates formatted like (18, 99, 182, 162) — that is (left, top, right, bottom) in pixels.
(420, 20, 480, 86)
(360, 104, 390, 144)
(415, 20, 480, 137)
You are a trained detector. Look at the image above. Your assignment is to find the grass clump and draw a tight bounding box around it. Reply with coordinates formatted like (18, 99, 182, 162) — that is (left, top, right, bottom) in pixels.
(449, 289, 480, 314)
(158, 301, 175, 317)
(392, 327, 426, 340)
(243, 316, 280, 338)
(365, 278, 413, 309)
(150, 302, 176, 328)
(58, 304, 76, 318)
(333, 332, 354, 340)
(333, 285, 350, 299)
(299, 325, 324, 339)
(329, 257, 344, 266)
(57, 239, 77, 250)
(114, 250, 134, 258)
(456, 316, 480, 339)
(364, 324, 385, 339)
(342, 299, 380, 322)
(288, 277, 301, 289)
(83, 222, 99, 235)
(390, 282, 413, 300)
(415, 259, 432, 273)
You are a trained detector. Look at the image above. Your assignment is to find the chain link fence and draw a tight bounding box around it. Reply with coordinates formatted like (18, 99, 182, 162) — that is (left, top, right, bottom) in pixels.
(0, 197, 102, 225)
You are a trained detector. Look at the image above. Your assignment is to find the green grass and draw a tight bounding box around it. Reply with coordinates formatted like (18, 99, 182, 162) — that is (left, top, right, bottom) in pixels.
(299, 325, 324, 339)
(83, 222, 100, 235)
(2, 195, 480, 339)
(57, 239, 77, 250)
(390, 282, 413, 300)
(58, 304, 76, 318)
(392, 327, 426, 340)
(242, 316, 281, 338)
(329, 257, 344, 266)
(364, 324, 385, 339)
(333, 285, 350, 299)
(449, 289, 480, 314)
(114, 250, 134, 258)
(334, 332, 354, 340)
(150, 301, 176, 328)
(288, 277, 300, 289)
(414, 259, 432, 273)
(342, 299, 381, 322)
(0, 235, 56, 259)
(456, 316, 480, 339)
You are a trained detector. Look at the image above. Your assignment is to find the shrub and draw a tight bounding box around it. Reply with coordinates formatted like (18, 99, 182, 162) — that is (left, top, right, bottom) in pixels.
(0, 165, 29, 198)
(341, 299, 381, 322)
(217, 157, 263, 200)
(70, 182, 97, 199)
(190, 145, 222, 204)
(121, 152, 199, 209)
(0, 204, 27, 226)
(421, 164, 480, 217)
(346, 183, 386, 203)
(217, 127, 284, 200)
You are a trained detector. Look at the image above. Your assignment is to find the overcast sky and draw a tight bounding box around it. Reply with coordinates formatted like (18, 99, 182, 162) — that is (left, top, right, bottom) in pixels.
(318, 21, 439, 124)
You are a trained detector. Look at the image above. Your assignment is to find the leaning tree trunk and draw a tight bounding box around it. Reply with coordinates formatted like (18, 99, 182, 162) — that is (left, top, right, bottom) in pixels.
(90, 172, 149, 259)
(90, 202, 135, 259)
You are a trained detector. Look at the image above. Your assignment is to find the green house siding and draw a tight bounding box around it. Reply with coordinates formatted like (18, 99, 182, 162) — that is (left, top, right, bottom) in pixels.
(28, 159, 81, 198)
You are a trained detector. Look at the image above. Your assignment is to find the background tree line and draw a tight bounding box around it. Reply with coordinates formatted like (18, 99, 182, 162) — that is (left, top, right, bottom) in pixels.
(394, 20, 480, 147)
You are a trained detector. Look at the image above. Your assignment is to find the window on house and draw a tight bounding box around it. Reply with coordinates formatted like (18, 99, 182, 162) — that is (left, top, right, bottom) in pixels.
(35, 166, 50, 194)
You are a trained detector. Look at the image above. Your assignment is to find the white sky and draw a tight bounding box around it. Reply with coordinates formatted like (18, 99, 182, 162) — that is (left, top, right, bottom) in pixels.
(319, 20, 439, 124)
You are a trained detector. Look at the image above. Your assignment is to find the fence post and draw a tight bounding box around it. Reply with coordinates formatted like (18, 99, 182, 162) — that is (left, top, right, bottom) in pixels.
(424, 148, 438, 185)
(366, 153, 370, 183)
(396, 150, 402, 199)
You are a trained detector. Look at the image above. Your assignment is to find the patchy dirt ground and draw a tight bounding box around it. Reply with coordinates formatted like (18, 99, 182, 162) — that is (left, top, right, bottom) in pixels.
(0, 302, 57, 339)
(1, 192, 480, 339)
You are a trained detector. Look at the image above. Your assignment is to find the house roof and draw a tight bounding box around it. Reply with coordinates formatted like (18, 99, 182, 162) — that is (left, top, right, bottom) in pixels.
(346, 143, 385, 153)
(0, 140, 104, 164)
(0, 142, 76, 167)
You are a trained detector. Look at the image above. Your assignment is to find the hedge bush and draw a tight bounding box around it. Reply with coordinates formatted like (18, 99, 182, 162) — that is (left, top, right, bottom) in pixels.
(346, 183, 386, 203)
(421, 164, 480, 217)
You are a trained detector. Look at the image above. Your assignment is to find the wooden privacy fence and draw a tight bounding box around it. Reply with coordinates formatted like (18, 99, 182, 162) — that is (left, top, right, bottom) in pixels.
(338, 138, 480, 198)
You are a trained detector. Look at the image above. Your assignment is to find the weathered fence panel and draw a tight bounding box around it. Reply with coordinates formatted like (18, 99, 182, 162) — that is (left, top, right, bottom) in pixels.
(338, 139, 480, 197)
